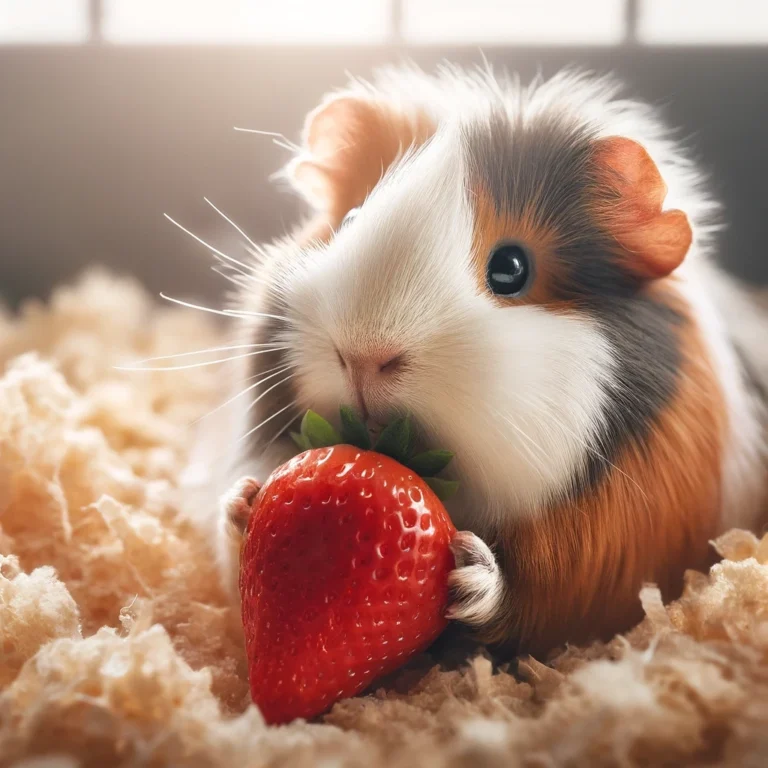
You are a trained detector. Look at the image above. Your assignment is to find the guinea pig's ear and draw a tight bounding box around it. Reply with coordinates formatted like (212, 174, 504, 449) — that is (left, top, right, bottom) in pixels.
(286, 94, 434, 222)
(594, 136, 693, 279)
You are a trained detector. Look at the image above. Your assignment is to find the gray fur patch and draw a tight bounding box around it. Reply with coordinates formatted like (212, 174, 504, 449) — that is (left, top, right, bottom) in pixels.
(462, 108, 684, 496)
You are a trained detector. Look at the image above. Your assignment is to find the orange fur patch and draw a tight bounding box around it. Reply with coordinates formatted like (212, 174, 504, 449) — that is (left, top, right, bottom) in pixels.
(471, 187, 570, 309)
(594, 137, 693, 278)
(291, 96, 435, 230)
(485, 283, 725, 656)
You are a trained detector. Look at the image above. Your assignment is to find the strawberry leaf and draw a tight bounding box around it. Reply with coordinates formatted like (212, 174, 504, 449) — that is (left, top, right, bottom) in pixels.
(424, 477, 459, 502)
(339, 405, 371, 450)
(290, 431, 311, 451)
(374, 415, 412, 464)
(301, 410, 341, 449)
(407, 449, 454, 477)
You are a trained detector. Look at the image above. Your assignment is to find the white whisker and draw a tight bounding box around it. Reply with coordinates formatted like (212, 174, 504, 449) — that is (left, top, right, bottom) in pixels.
(245, 243, 269, 263)
(128, 343, 284, 364)
(209, 251, 248, 275)
(245, 373, 295, 413)
(191, 363, 294, 424)
(239, 401, 297, 443)
(243, 362, 295, 381)
(212, 264, 269, 288)
(203, 196, 260, 251)
(158, 293, 242, 318)
(212, 260, 247, 275)
(212, 265, 249, 288)
(158, 292, 287, 323)
(115, 347, 288, 372)
(225, 306, 292, 323)
(163, 213, 252, 272)
(263, 406, 301, 452)
(272, 138, 298, 153)
(233, 126, 301, 151)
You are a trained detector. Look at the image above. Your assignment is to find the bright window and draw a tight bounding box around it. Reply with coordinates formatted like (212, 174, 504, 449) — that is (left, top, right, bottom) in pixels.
(102, 0, 238, 43)
(1, 0, 767, 45)
(238, 0, 390, 44)
(638, 0, 768, 44)
(0, 0, 88, 43)
(102, 0, 389, 44)
(402, 0, 626, 45)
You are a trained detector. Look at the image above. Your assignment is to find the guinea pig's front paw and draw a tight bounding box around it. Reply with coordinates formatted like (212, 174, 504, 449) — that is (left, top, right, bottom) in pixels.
(220, 476, 262, 535)
(446, 531, 506, 628)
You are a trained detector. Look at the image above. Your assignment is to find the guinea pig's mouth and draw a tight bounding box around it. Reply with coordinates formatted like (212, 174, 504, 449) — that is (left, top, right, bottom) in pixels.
(365, 417, 386, 441)
(366, 413, 431, 457)
(341, 410, 429, 454)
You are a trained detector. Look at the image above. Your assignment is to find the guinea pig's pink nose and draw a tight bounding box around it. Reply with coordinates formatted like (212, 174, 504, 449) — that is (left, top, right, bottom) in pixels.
(341, 351, 405, 378)
(337, 349, 405, 422)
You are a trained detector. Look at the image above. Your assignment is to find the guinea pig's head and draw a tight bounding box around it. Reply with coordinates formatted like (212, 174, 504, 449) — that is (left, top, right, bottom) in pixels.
(238, 79, 694, 527)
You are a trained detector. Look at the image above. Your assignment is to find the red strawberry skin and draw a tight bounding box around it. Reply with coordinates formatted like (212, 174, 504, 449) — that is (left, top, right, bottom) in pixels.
(240, 444, 457, 724)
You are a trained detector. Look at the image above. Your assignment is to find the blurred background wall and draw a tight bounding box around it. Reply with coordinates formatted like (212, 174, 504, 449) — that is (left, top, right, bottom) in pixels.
(0, 0, 766, 308)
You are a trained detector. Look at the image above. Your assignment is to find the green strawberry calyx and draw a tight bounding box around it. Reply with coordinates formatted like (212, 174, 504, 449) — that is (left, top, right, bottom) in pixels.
(290, 407, 459, 503)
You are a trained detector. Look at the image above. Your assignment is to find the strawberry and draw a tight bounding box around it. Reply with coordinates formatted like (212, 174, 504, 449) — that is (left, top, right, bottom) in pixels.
(239, 408, 458, 725)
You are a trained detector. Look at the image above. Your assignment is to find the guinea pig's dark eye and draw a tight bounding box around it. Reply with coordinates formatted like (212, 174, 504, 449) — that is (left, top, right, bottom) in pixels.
(342, 207, 360, 225)
(486, 242, 533, 297)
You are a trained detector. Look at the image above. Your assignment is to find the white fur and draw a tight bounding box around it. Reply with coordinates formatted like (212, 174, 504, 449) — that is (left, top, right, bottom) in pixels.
(447, 531, 506, 626)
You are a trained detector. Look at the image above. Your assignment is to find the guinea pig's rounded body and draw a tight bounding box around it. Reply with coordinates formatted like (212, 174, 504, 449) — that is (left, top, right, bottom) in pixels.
(212, 65, 768, 655)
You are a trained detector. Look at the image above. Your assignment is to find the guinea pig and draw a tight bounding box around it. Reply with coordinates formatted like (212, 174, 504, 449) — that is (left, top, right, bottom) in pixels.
(211, 64, 768, 657)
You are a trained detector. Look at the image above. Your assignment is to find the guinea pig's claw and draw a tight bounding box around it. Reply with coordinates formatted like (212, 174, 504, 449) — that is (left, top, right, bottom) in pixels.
(446, 531, 505, 628)
(220, 476, 262, 535)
